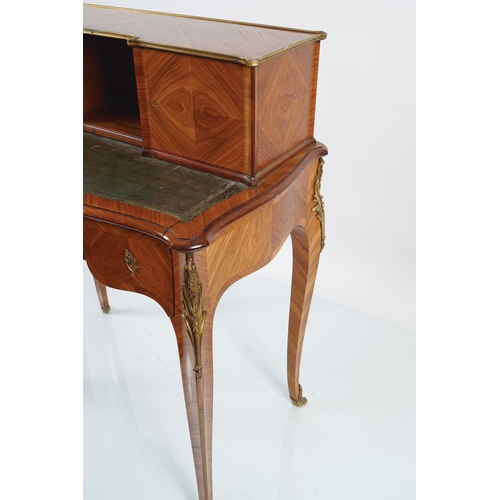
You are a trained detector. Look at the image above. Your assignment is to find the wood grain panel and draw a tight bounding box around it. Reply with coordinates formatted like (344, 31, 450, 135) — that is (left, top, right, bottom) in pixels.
(203, 156, 320, 307)
(307, 41, 321, 137)
(191, 56, 249, 170)
(83, 34, 107, 113)
(146, 50, 196, 157)
(256, 43, 318, 169)
(83, 218, 174, 315)
(132, 47, 152, 146)
(136, 49, 250, 174)
(83, 105, 142, 146)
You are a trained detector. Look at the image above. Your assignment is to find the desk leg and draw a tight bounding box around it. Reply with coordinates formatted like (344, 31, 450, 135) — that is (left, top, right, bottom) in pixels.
(287, 156, 324, 406)
(171, 253, 213, 500)
(93, 277, 110, 313)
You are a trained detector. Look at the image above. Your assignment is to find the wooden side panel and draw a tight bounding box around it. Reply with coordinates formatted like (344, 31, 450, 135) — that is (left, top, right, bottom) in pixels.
(83, 218, 174, 316)
(83, 35, 107, 114)
(133, 47, 153, 148)
(255, 43, 318, 170)
(135, 49, 251, 176)
(203, 156, 321, 307)
(307, 41, 321, 138)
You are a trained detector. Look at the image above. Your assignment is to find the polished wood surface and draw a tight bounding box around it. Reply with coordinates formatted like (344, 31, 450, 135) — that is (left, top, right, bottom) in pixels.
(135, 49, 251, 176)
(84, 218, 174, 315)
(133, 43, 319, 184)
(83, 6, 327, 499)
(256, 42, 320, 170)
(83, 4, 326, 65)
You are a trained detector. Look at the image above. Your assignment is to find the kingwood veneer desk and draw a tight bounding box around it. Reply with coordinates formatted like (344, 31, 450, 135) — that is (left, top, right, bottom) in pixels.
(83, 5, 328, 499)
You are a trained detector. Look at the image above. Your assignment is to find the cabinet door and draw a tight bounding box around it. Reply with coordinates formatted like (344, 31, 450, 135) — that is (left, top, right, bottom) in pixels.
(134, 49, 252, 175)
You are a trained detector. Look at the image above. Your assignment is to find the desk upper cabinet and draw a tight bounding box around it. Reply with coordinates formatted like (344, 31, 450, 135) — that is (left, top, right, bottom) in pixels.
(83, 4, 326, 185)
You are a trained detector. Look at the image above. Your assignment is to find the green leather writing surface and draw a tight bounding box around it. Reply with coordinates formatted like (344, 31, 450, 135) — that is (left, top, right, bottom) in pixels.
(84, 133, 246, 222)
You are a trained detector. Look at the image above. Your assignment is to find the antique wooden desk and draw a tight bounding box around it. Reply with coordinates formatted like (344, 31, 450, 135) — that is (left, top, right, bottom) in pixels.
(83, 5, 327, 499)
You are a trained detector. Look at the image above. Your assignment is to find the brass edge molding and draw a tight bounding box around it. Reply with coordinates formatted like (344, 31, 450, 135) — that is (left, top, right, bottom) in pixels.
(86, 34, 324, 67)
(126, 40, 249, 66)
(312, 158, 326, 251)
(83, 28, 138, 41)
(290, 384, 308, 407)
(248, 37, 323, 67)
(83, 4, 326, 66)
(84, 4, 327, 38)
(127, 36, 325, 67)
(181, 256, 207, 380)
(124, 249, 138, 276)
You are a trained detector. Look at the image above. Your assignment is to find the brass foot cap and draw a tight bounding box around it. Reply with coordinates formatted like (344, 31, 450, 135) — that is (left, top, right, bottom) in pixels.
(290, 384, 308, 407)
(101, 305, 110, 314)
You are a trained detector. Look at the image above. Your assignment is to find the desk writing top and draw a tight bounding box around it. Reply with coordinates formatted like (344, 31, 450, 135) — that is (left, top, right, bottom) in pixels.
(84, 133, 246, 222)
(84, 133, 327, 251)
(83, 4, 326, 66)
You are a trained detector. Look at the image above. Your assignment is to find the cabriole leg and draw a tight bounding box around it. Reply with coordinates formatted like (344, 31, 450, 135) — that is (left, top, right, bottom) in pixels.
(287, 158, 325, 406)
(171, 254, 214, 500)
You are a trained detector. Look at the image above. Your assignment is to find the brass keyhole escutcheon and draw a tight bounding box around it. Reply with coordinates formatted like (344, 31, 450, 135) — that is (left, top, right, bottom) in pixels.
(124, 249, 138, 277)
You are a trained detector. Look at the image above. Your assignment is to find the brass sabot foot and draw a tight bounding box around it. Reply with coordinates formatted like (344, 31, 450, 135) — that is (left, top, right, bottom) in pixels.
(290, 384, 308, 407)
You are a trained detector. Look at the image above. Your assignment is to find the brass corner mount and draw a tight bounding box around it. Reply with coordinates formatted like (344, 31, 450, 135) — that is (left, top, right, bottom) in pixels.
(312, 158, 326, 251)
(181, 256, 207, 380)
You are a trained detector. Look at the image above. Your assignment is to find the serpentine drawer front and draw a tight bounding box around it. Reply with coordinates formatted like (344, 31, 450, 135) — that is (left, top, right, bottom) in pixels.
(83, 218, 174, 316)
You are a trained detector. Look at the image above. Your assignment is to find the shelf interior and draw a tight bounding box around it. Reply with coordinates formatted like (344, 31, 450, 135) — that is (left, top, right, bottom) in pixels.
(83, 34, 141, 145)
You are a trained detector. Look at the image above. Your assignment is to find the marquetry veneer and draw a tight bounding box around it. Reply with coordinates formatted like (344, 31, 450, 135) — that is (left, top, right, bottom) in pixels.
(83, 5, 328, 500)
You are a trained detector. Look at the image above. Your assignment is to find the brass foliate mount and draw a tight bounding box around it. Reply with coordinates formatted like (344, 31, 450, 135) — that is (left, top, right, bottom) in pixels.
(290, 384, 308, 407)
(181, 256, 207, 380)
(124, 249, 138, 276)
(312, 157, 326, 251)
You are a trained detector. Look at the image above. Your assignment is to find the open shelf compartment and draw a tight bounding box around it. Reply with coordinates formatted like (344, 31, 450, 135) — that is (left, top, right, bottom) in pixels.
(83, 34, 142, 146)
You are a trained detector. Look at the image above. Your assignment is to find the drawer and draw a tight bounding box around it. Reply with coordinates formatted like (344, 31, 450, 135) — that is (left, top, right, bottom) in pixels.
(83, 218, 174, 316)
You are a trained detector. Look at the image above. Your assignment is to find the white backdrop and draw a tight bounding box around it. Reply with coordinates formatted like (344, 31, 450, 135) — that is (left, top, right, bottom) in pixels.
(87, 0, 416, 331)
